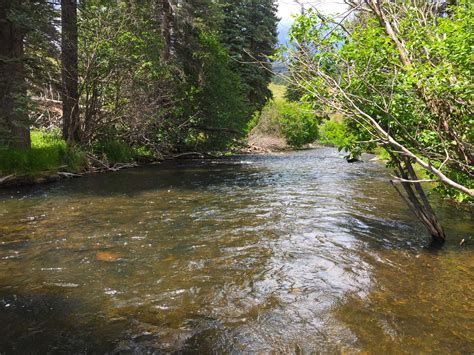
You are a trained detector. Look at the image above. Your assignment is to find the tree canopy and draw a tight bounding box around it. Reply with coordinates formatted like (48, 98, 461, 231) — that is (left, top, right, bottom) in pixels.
(280, 0, 473, 241)
(0, 0, 279, 152)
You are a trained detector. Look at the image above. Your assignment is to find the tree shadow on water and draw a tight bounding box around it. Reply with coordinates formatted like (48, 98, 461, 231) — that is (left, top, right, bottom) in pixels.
(0, 290, 132, 353)
(0, 160, 273, 200)
(0, 289, 241, 354)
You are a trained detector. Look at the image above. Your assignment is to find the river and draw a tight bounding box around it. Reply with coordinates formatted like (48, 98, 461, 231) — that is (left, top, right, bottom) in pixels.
(0, 147, 473, 353)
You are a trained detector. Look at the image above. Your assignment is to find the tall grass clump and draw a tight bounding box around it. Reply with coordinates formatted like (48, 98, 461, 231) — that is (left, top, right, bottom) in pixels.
(93, 140, 135, 163)
(0, 129, 85, 175)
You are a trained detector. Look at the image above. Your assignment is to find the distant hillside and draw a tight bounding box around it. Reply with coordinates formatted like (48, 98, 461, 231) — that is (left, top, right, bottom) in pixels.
(273, 20, 290, 76)
(272, 61, 288, 74)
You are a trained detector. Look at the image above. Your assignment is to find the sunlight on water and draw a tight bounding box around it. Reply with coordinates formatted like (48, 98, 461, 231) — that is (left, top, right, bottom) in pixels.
(0, 148, 473, 353)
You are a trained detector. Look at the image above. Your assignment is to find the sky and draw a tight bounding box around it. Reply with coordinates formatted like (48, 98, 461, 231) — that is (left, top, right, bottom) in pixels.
(277, 0, 348, 44)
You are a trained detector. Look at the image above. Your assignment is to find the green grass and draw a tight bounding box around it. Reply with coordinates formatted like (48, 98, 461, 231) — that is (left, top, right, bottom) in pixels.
(0, 129, 161, 177)
(93, 140, 158, 163)
(0, 129, 85, 176)
(94, 140, 135, 164)
(269, 83, 286, 103)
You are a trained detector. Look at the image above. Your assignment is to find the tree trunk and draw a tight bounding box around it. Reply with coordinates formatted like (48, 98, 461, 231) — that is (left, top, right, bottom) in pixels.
(389, 153, 446, 243)
(0, 0, 31, 149)
(61, 0, 80, 144)
(155, 0, 173, 62)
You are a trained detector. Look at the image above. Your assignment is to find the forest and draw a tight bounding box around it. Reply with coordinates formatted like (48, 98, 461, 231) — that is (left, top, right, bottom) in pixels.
(1, 0, 277, 164)
(0, 0, 473, 353)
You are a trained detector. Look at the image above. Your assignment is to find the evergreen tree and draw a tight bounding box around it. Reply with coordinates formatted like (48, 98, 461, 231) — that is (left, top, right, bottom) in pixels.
(0, 0, 30, 149)
(171, 0, 250, 150)
(0, 0, 57, 149)
(218, 0, 278, 111)
(61, 0, 80, 144)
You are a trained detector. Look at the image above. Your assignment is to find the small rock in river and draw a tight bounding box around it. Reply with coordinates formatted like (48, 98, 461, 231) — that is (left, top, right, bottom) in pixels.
(96, 251, 122, 262)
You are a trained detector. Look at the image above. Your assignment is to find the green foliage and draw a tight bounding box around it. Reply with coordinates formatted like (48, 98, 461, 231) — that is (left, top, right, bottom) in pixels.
(0, 130, 85, 175)
(93, 140, 135, 164)
(245, 110, 262, 134)
(285, 82, 305, 102)
(78, 0, 172, 145)
(1, 0, 280, 174)
(250, 101, 283, 137)
(284, 2, 473, 202)
(182, 32, 250, 151)
(75, 0, 269, 154)
(277, 102, 319, 148)
(219, 0, 279, 111)
(374, 147, 391, 161)
(318, 120, 353, 148)
(251, 84, 320, 149)
(434, 170, 474, 203)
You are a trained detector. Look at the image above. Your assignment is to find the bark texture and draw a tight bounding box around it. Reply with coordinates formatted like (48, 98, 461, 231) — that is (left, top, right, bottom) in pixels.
(0, 0, 31, 149)
(61, 0, 80, 144)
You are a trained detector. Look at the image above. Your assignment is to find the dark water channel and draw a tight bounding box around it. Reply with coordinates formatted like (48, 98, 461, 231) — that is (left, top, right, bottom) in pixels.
(0, 148, 473, 353)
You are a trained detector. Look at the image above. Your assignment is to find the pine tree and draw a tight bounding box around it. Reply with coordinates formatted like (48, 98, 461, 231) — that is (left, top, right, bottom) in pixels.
(0, 0, 30, 148)
(0, 0, 59, 149)
(219, 0, 278, 111)
(61, 0, 80, 144)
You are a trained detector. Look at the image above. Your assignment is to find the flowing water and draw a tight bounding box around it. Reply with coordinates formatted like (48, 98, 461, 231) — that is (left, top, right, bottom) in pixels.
(0, 148, 473, 353)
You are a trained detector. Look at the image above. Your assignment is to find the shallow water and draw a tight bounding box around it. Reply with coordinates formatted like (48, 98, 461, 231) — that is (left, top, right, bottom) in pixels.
(0, 148, 473, 353)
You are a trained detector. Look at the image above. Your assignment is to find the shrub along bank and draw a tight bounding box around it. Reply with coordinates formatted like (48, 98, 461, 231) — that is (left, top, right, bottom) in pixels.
(249, 84, 320, 149)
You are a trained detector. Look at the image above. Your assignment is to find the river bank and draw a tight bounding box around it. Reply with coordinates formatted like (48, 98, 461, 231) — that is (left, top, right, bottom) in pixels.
(0, 128, 232, 188)
(0, 152, 218, 188)
(0, 125, 306, 188)
(0, 143, 323, 188)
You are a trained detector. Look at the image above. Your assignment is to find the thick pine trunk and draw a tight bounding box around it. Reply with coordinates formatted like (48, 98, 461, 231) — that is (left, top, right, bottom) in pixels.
(61, 0, 80, 144)
(0, 0, 31, 149)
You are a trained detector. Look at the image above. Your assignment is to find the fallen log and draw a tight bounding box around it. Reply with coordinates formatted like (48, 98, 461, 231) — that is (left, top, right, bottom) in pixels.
(0, 174, 16, 184)
(57, 172, 83, 178)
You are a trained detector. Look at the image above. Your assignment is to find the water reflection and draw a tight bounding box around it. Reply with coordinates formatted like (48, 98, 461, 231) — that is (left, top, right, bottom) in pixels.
(0, 148, 472, 353)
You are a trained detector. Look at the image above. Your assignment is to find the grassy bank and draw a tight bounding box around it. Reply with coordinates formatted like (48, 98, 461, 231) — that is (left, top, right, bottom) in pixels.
(0, 130, 86, 176)
(0, 129, 155, 180)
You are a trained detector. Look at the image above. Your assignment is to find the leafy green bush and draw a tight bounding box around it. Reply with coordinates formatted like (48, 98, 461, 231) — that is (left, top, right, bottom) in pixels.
(248, 102, 282, 137)
(284, 82, 305, 102)
(181, 32, 250, 151)
(249, 99, 319, 148)
(318, 120, 350, 147)
(318, 120, 365, 161)
(277, 102, 319, 148)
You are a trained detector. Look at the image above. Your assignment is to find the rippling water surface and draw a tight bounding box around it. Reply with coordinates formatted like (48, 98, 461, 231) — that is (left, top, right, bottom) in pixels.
(0, 148, 473, 353)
